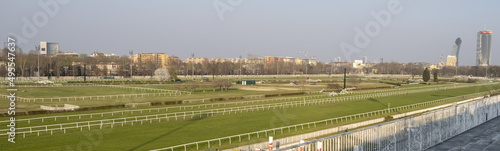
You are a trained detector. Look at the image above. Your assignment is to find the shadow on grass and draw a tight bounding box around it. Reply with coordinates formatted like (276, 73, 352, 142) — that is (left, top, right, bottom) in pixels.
(127, 115, 209, 151)
(430, 94, 454, 97)
(368, 98, 393, 109)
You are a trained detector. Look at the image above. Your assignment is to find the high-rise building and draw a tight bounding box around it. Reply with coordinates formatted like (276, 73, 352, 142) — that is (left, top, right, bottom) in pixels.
(450, 38, 462, 66)
(476, 30, 492, 66)
(40, 42, 59, 56)
(132, 53, 169, 69)
(362, 56, 368, 64)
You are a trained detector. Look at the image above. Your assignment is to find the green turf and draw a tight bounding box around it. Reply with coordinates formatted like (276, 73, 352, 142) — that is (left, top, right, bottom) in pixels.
(1, 84, 498, 150)
(1, 86, 155, 98)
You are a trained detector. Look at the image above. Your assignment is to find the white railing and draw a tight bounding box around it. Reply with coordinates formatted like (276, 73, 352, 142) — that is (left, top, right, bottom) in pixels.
(276, 95, 500, 151)
(150, 90, 499, 151)
(2, 83, 494, 128)
(0, 94, 329, 125)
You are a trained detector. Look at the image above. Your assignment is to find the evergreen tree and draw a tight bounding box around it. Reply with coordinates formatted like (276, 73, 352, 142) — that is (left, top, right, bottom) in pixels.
(433, 70, 439, 82)
(423, 68, 430, 82)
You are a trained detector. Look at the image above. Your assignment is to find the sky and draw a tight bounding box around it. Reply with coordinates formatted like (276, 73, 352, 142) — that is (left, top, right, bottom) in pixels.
(1, 0, 499, 66)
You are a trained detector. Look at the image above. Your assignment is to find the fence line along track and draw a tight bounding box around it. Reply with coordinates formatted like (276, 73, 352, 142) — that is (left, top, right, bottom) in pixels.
(150, 90, 499, 151)
(0, 85, 190, 103)
(275, 94, 500, 151)
(0, 94, 329, 124)
(2, 86, 497, 141)
(0, 83, 478, 125)
(1, 83, 493, 126)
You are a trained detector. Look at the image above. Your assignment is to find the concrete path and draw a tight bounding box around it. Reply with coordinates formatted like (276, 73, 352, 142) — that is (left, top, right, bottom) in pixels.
(427, 116, 500, 151)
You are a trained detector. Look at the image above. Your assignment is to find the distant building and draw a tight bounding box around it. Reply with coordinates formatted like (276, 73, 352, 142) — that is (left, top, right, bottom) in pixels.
(209, 58, 229, 63)
(40, 42, 59, 56)
(334, 57, 342, 62)
(477, 30, 492, 66)
(96, 62, 120, 75)
(132, 53, 169, 69)
(263, 56, 285, 65)
(229, 58, 247, 64)
(362, 56, 368, 64)
(57, 52, 78, 57)
(184, 57, 208, 64)
(428, 64, 438, 71)
(437, 61, 445, 69)
(445, 55, 457, 67)
(308, 56, 317, 66)
(353, 60, 363, 68)
(450, 38, 462, 66)
(380, 58, 384, 63)
(295, 58, 304, 65)
(90, 52, 118, 58)
(283, 57, 295, 63)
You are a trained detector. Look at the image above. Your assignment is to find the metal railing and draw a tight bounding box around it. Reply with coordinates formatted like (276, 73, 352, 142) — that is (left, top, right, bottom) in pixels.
(276, 95, 500, 151)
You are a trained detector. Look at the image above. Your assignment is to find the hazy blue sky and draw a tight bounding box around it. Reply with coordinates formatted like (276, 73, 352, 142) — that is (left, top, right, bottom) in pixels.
(1, 0, 499, 65)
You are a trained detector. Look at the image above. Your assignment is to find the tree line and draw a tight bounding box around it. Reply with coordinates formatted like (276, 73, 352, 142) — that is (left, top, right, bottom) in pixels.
(1, 47, 499, 78)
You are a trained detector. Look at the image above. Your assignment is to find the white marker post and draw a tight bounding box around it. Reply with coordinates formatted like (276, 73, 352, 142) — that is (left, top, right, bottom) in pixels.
(269, 136, 273, 151)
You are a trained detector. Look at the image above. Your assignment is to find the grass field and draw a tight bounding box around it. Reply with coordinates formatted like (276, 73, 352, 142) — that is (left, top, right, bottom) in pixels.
(1, 86, 156, 98)
(1, 81, 498, 151)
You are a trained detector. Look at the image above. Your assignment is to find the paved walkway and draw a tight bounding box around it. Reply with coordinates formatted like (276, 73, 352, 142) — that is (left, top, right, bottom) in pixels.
(427, 116, 500, 151)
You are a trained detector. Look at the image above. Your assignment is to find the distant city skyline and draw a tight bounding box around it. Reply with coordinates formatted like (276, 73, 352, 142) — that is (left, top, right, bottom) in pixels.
(1, 0, 499, 65)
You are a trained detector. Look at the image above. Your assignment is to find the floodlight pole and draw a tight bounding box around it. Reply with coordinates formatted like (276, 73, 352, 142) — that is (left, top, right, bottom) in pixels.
(239, 55, 242, 79)
(330, 60, 333, 77)
(129, 50, 133, 79)
(84, 64, 86, 81)
(191, 53, 195, 80)
(305, 54, 308, 76)
(36, 45, 40, 81)
(343, 68, 346, 89)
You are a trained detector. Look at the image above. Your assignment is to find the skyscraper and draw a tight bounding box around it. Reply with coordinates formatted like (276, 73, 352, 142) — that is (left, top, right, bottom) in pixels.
(450, 38, 461, 66)
(476, 30, 492, 66)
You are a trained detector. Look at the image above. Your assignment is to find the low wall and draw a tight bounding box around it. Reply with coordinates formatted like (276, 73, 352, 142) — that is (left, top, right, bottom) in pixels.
(277, 95, 500, 151)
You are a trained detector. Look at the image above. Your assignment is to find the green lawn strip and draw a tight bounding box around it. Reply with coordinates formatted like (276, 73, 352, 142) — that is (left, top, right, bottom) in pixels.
(1, 86, 157, 98)
(0, 91, 317, 119)
(3, 94, 330, 127)
(0, 88, 301, 113)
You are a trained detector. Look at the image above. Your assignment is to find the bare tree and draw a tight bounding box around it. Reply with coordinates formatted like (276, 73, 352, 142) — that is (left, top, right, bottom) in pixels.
(211, 81, 218, 92)
(201, 84, 209, 92)
(188, 82, 199, 93)
(222, 81, 233, 91)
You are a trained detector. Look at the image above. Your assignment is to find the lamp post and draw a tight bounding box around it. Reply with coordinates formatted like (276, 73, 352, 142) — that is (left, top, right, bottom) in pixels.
(191, 53, 195, 80)
(129, 50, 133, 79)
(36, 45, 40, 81)
(239, 55, 242, 79)
(330, 60, 333, 77)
